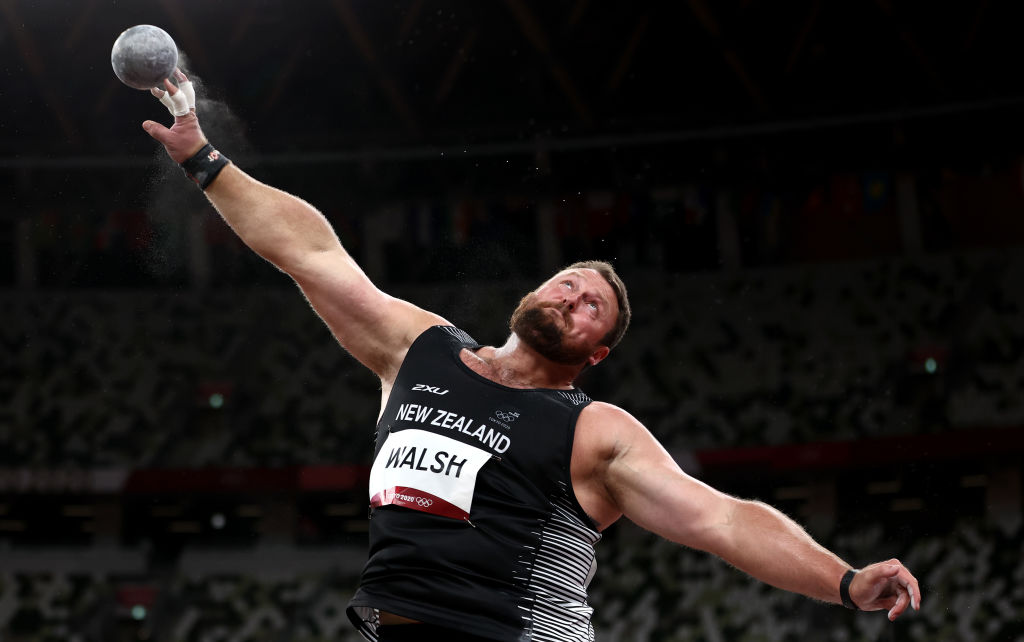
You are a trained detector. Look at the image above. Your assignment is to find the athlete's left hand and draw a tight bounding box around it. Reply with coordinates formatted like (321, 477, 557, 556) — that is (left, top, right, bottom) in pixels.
(850, 559, 921, 620)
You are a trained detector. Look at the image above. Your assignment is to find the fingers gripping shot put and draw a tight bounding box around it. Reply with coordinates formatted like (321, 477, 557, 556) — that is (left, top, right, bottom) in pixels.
(136, 68, 923, 641)
(144, 71, 228, 189)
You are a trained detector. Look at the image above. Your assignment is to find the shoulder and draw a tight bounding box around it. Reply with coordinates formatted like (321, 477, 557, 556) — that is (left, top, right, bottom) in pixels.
(575, 401, 651, 462)
(579, 401, 648, 436)
(575, 401, 680, 482)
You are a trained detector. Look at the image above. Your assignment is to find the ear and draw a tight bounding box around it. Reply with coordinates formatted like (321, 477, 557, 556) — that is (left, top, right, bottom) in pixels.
(587, 345, 611, 366)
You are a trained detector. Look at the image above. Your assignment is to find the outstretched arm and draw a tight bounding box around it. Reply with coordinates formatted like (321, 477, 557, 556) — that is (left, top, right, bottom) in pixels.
(141, 71, 446, 382)
(584, 403, 921, 620)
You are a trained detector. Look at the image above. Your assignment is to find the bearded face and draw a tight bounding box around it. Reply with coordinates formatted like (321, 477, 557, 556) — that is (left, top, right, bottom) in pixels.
(509, 293, 595, 365)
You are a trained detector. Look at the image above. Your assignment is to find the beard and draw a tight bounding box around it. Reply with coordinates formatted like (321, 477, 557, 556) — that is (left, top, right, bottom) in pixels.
(509, 295, 593, 365)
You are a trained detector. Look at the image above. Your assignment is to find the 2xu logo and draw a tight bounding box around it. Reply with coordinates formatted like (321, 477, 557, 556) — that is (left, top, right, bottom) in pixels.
(413, 384, 449, 395)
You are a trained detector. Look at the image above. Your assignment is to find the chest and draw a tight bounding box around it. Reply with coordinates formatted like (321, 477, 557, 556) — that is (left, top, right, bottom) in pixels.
(381, 356, 581, 475)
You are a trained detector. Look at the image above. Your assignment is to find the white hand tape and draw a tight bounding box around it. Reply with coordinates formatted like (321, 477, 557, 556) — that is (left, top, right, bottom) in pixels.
(179, 81, 196, 110)
(155, 89, 172, 112)
(156, 87, 191, 117)
(153, 86, 188, 116)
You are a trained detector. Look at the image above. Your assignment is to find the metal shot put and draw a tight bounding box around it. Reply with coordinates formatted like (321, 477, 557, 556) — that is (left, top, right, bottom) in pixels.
(111, 24, 179, 90)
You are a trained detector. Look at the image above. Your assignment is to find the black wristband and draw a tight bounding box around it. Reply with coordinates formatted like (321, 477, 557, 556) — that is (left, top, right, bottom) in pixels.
(840, 569, 860, 610)
(181, 143, 230, 190)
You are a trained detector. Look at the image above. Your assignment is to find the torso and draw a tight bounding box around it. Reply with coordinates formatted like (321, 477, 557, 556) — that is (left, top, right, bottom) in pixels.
(360, 328, 607, 638)
(458, 347, 622, 531)
(380, 345, 622, 530)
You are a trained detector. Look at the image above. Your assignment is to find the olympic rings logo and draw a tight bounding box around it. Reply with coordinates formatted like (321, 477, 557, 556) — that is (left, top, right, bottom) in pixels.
(415, 497, 433, 507)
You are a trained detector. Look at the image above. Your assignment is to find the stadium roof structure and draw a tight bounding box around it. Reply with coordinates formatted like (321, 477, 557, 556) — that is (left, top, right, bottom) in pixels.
(2, 0, 1022, 165)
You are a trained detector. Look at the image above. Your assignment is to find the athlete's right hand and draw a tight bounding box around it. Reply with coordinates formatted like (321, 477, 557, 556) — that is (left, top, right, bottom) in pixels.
(142, 68, 208, 164)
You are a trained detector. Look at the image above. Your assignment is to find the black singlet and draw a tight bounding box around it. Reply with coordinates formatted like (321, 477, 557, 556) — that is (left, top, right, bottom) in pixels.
(347, 326, 601, 641)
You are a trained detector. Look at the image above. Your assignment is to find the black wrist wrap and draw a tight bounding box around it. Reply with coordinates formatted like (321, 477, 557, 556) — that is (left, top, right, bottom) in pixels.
(840, 569, 860, 610)
(181, 143, 230, 190)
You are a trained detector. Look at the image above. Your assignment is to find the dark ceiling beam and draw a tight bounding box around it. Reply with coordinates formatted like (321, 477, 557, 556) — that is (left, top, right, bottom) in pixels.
(158, 0, 213, 73)
(397, 0, 425, 42)
(331, 0, 421, 137)
(873, 0, 945, 93)
(503, 0, 594, 126)
(0, 0, 82, 146)
(784, 0, 821, 76)
(962, 0, 989, 53)
(16, 94, 1024, 170)
(434, 28, 479, 108)
(259, 42, 307, 117)
(687, 0, 766, 108)
(68, 0, 109, 120)
(606, 13, 649, 94)
(228, 10, 257, 47)
(567, 0, 591, 28)
(64, 0, 98, 52)
(10, 93, 1024, 170)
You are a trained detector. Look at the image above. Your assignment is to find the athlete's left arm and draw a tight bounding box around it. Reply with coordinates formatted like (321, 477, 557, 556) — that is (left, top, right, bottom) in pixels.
(585, 402, 921, 619)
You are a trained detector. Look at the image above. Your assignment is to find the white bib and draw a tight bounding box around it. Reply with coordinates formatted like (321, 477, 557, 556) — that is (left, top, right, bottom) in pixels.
(369, 429, 492, 521)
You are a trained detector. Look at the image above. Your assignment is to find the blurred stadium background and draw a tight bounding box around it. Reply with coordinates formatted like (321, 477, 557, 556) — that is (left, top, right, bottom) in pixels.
(2, 1, 1023, 640)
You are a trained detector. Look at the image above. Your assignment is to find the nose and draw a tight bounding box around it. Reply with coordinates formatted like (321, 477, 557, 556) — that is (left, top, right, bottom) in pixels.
(565, 292, 589, 313)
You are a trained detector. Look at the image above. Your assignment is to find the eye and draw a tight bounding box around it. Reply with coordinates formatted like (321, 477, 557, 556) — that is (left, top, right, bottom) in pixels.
(560, 280, 573, 290)
(588, 301, 598, 311)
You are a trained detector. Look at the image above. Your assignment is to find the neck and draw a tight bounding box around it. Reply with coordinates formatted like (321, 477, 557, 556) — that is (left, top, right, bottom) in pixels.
(479, 334, 584, 389)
